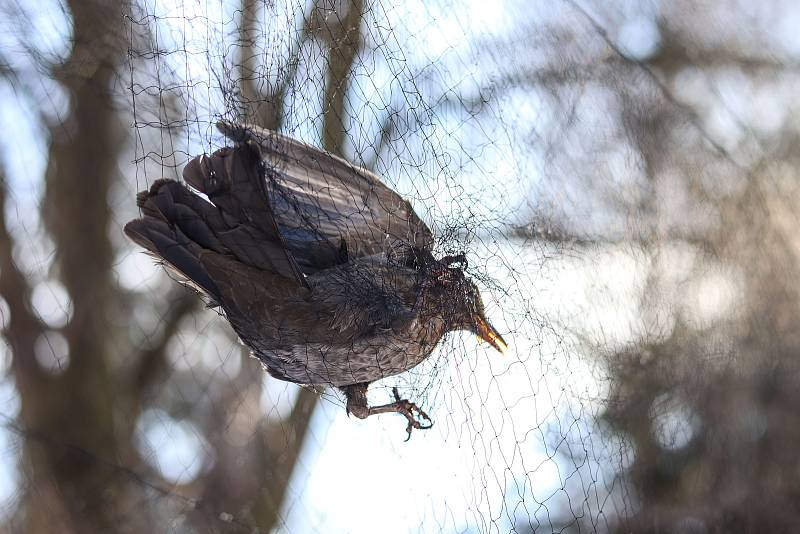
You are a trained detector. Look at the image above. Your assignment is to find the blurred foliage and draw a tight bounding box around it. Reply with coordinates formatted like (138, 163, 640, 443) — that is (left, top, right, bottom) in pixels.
(507, 2, 800, 532)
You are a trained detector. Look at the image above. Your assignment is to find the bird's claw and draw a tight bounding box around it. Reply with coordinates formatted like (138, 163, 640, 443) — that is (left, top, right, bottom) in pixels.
(391, 387, 433, 441)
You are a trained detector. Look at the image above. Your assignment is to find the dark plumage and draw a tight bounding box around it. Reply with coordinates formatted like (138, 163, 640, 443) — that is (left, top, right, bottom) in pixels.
(125, 121, 506, 438)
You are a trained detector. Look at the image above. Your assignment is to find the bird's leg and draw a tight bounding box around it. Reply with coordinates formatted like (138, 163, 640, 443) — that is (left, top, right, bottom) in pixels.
(343, 383, 433, 441)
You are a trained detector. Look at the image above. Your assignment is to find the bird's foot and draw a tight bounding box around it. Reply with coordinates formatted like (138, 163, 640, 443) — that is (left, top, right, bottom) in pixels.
(343, 383, 433, 441)
(390, 387, 433, 441)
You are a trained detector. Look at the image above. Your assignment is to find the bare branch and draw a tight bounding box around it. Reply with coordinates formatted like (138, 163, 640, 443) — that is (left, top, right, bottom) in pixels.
(239, 0, 318, 130)
(249, 386, 319, 527)
(363, 109, 396, 172)
(565, 0, 744, 169)
(130, 289, 198, 397)
(321, 0, 364, 155)
(0, 165, 47, 389)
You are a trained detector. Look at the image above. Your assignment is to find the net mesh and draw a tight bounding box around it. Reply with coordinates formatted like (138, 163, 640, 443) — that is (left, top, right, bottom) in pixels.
(123, 2, 616, 530)
(1, 0, 798, 532)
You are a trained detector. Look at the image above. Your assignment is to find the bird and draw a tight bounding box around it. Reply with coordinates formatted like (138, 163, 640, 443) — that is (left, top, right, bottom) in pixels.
(124, 120, 507, 439)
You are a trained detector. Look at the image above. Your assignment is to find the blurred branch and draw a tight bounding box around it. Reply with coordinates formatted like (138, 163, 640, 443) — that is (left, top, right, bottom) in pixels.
(44, 0, 124, 377)
(565, 0, 743, 169)
(14, 0, 132, 530)
(239, 0, 319, 130)
(509, 220, 598, 247)
(0, 54, 24, 100)
(0, 166, 47, 390)
(250, 386, 319, 527)
(320, 0, 364, 155)
(130, 289, 198, 397)
(194, 3, 366, 531)
(248, 6, 367, 521)
(650, 24, 800, 74)
(363, 109, 396, 172)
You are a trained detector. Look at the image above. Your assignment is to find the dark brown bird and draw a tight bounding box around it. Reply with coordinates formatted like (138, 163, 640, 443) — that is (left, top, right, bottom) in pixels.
(124, 121, 506, 438)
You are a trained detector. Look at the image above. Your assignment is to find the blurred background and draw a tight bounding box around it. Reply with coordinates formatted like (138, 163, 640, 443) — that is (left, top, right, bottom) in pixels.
(1, 0, 800, 532)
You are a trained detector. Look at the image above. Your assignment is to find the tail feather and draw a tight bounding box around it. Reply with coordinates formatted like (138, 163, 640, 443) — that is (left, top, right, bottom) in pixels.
(182, 146, 281, 242)
(125, 140, 310, 305)
(137, 178, 229, 252)
(124, 216, 221, 299)
(180, 143, 309, 287)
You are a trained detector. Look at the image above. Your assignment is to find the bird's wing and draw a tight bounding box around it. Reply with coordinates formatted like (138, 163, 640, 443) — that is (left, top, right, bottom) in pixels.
(306, 255, 420, 335)
(216, 120, 435, 274)
(126, 139, 311, 308)
(180, 139, 310, 289)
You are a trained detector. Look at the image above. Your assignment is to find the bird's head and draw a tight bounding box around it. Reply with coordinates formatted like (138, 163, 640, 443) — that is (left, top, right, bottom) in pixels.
(427, 255, 508, 353)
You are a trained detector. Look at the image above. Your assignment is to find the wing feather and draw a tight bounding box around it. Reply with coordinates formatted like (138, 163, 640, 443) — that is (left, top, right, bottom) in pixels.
(216, 121, 434, 273)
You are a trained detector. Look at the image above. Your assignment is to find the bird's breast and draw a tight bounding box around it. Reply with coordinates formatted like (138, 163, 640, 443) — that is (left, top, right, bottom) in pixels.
(257, 322, 445, 387)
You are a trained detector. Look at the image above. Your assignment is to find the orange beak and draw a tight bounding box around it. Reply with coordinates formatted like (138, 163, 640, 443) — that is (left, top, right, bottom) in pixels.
(474, 315, 508, 353)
